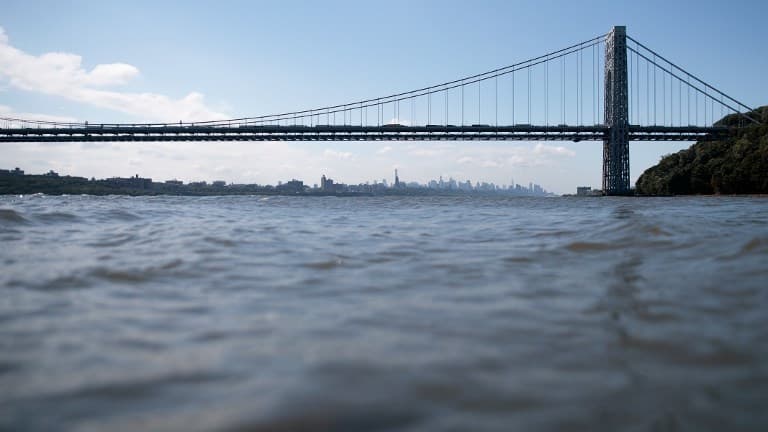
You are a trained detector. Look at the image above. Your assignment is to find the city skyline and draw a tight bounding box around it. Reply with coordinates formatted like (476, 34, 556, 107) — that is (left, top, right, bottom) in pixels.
(2, 0, 766, 194)
(2, 165, 552, 195)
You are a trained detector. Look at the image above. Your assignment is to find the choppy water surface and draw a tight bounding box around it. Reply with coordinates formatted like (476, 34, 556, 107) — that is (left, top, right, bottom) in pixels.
(1, 195, 767, 431)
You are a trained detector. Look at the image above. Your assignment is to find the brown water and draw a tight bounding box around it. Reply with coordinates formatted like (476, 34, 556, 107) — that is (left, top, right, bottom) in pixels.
(1, 195, 767, 431)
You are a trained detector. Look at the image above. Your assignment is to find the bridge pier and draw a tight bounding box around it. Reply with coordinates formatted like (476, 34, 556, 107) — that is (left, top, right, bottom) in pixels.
(603, 26, 630, 195)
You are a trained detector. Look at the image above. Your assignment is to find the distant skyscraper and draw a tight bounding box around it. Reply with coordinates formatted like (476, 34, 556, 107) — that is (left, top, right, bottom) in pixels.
(394, 169, 400, 188)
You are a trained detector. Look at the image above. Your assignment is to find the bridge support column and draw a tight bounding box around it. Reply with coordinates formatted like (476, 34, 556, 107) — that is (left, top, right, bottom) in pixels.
(603, 26, 630, 195)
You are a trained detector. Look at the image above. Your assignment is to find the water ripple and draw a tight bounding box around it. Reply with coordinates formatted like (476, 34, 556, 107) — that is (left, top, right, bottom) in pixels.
(1, 195, 767, 431)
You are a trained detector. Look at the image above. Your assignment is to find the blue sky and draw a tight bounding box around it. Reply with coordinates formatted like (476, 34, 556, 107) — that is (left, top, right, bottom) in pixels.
(1, 0, 766, 193)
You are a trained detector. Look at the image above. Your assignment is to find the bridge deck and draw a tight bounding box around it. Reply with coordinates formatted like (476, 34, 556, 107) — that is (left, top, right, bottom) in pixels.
(0, 124, 729, 142)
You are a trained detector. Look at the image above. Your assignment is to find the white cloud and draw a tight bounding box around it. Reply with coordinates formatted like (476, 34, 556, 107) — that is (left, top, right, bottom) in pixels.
(0, 104, 78, 123)
(323, 149, 353, 160)
(376, 146, 393, 154)
(409, 148, 445, 157)
(533, 143, 576, 157)
(0, 26, 227, 122)
(410, 141, 574, 167)
(387, 117, 412, 126)
(87, 63, 140, 87)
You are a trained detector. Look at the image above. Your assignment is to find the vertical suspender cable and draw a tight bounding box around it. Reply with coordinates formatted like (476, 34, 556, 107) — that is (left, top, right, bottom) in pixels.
(661, 64, 665, 126)
(562, 55, 565, 125)
(428, 92, 431, 125)
(576, 51, 581, 125)
(597, 41, 601, 123)
(720, 94, 724, 119)
(528, 67, 531, 123)
(512, 71, 515, 125)
(695, 82, 698, 125)
(704, 85, 707, 125)
(636, 50, 639, 125)
(668, 61, 672, 126)
(629, 47, 633, 124)
(544, 59, 548, 126)
(593, 43, 596, 125)
(646, 56, 649, 124)
(411, 97, 414, 126)
(579, 48, 583, 125)
(653, 54, 657, 125)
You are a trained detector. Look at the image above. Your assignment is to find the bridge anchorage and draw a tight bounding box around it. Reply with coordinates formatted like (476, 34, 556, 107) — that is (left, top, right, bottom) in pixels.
(1, 26, 761, 195)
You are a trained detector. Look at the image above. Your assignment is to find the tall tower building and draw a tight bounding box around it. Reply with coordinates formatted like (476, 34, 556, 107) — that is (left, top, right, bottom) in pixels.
(394, 169, 400, 188)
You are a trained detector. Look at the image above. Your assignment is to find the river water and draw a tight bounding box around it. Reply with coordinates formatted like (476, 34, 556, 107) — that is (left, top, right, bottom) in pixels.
(1, 194, 767, 431)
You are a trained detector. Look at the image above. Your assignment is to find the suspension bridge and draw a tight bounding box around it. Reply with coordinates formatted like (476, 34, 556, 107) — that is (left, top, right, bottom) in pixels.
(0, 26, 760, 195)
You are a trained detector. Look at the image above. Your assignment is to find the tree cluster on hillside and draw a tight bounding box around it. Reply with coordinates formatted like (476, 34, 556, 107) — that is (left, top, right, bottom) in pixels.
(636, 106, 768, 195)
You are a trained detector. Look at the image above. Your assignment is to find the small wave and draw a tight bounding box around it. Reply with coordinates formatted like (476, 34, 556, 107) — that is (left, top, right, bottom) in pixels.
(565, 241, 619, 252)
(617, 332, 753, 366)
(0, 208, 28, 224)
(35, 211, 80, 223)
(304, 259, 344, 270)
(50, 370, 232, 402)
(0, 361, 21, 376)
(90, 259, 185, 283)
(7, 273, 92, 291)
(203, 236, 237, 247)
(86, 233, 137, 248)
(103, 209, 142, 221)
(720, 237, 768, 260)
(643, 225, 672, 237)
(503, 256, 533, 263)
(740, 237, 768, 254)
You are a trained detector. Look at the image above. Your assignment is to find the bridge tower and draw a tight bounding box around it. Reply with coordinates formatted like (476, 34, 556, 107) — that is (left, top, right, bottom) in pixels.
(603, 26, 630, 195)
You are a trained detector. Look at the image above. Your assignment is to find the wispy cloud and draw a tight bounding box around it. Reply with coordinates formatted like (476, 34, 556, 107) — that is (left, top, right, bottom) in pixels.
(323, 149, 353, 160)
(0, 26, 227, 122)
(376, 146, 393, 155)
(439, 144, 577, 169)
(0, 105, 78, 123)
(533, 143, 576, 157)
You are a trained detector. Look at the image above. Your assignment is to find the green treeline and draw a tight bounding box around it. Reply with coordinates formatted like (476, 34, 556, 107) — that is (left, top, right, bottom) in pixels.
(636, 106, 768, 195)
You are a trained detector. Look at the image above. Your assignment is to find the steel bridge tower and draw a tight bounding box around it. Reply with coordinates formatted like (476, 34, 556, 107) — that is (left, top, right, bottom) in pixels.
(603, 26, 630, 195)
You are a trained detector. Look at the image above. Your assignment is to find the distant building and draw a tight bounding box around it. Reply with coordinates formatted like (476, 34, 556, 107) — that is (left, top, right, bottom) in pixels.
(212, 180, 227, 187)
(101, 174, 152, 189)
(165, 179, 183, 186)
(44, 170, 59, 177)
(321, 175, 334, 191)
(576, 186, 602, 196)
(2, 167, 26, 176)
(277, 179, 305, 193)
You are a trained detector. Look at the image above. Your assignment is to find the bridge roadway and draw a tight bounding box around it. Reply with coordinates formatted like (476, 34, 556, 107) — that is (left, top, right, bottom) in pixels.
(0, 124, 728, 143)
